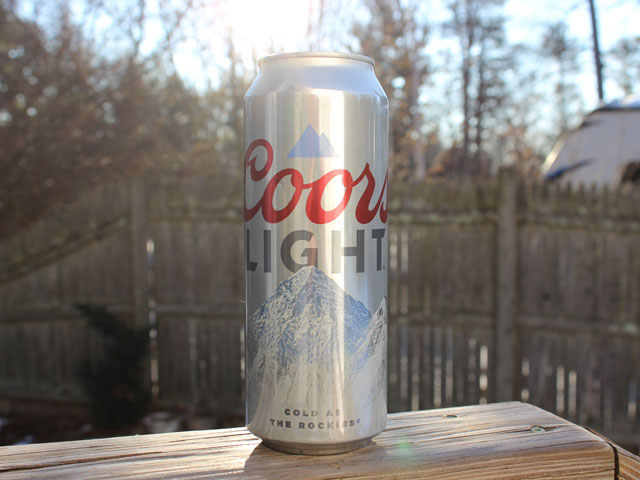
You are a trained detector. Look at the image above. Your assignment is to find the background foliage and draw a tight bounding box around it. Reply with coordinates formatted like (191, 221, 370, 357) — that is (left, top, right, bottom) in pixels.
(1, 0, 638, 238)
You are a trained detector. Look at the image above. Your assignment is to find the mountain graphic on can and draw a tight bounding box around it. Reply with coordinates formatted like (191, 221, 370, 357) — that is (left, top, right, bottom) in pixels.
(287, 125, 338, 158)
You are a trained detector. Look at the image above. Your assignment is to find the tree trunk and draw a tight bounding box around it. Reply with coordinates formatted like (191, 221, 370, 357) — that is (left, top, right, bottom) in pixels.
(588, 0, 604, 101)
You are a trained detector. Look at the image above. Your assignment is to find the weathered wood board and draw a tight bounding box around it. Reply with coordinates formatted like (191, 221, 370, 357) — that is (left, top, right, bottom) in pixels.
(2, 402, 637, 479)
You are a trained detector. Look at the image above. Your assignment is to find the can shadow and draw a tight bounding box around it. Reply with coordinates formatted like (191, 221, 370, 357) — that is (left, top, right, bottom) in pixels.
(242, 440, 395, 477)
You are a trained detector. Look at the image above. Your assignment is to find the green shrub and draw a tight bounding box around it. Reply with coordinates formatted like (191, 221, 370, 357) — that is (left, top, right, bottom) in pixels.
(77, 304, 151, 429)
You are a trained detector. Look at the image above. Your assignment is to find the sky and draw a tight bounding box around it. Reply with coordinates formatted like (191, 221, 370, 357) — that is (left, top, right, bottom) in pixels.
(502, 0, 639, 107)
(176, 0, 638, 95)
(163, 0, 638, 148)
(18, 0, 637, 106)
(15, 0, 639, 150)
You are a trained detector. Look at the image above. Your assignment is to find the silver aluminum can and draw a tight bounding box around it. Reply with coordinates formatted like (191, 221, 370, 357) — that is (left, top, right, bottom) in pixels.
(244, 52, 388, 455)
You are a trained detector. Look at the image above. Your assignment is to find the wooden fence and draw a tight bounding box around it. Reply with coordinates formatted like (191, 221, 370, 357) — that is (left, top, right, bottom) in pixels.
(0, 168, 639, 446)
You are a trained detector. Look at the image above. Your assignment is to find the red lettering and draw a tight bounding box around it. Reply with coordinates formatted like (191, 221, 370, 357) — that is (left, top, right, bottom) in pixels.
(379, 185, 388, 223)
(304, 170, 353, 224)
(261, 169, 304, 223)
(244, 139, 274, 219)
(245, 139, 273, 181)
(354, 164, 388, 224)
(245, 139, 387, 225)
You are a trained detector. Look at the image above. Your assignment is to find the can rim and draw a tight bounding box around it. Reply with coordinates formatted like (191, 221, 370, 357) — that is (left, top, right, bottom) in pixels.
(258, 51, 374, 67)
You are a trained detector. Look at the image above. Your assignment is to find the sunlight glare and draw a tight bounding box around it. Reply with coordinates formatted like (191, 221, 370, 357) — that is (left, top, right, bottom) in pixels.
(216, 0, 311, 60)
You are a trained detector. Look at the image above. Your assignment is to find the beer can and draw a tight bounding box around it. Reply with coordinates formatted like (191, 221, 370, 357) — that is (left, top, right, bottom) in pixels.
(244, 52, 388, 455)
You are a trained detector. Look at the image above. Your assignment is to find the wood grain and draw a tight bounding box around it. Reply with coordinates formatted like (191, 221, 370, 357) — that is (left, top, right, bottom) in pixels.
(620, 446, 640, 480)
(586, 427, 640, 480)
(0, 402, 632, 479)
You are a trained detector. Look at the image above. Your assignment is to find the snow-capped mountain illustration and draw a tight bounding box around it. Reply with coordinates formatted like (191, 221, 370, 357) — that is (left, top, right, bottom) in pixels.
(247, 266, 387, 442)
(247, 266, 370, 377)
(351, 297, 387, 374)
(350, 297, 387, 404)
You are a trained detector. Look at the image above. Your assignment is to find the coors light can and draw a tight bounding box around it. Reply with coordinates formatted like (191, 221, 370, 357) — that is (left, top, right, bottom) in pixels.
(244, 52, 388, 455)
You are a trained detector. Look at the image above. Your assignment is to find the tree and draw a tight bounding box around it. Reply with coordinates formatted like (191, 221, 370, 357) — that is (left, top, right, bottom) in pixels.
(607, 37, 640, 97)
(353, 0, 433, 182)
(0, 1, 247, 238)
(587, 0, 604, 101)
(494, 67, 547, 178)
(443, 0, 511, 176)
(0, 6, 132, 236)
(540, 21, 580, 134)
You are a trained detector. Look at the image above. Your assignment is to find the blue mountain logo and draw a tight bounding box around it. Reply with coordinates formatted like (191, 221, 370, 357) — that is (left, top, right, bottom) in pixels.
(287, 125, 338, 158)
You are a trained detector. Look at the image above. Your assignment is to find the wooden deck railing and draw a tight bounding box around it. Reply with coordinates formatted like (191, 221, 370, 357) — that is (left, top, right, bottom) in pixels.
(1, 402, 639, 479)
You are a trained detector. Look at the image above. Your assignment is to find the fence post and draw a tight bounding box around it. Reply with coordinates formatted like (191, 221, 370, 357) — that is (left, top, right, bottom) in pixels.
(129, 179, 150, 331)
(495, 166, 519, 402)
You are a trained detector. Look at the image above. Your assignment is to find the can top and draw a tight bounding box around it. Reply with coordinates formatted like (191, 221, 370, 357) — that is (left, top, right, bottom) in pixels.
(258, 52, 374, 67)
